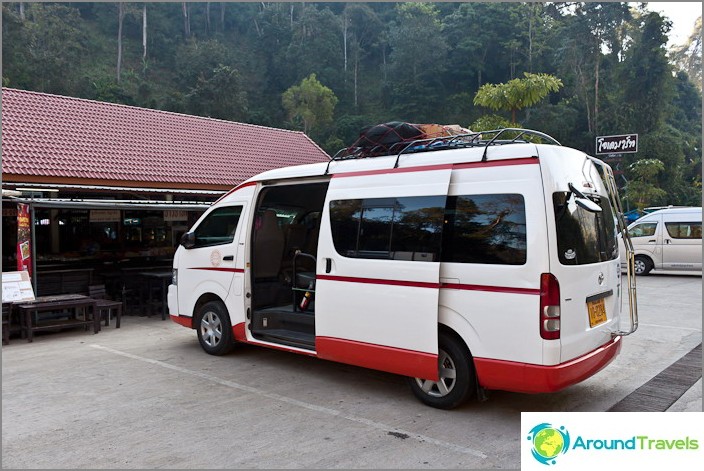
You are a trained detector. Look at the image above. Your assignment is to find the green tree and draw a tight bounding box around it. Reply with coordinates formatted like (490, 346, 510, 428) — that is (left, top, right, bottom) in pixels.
(619, 11, 675, 135)
(185, 65, 249, 122)
(282, 73, 338, 135)
(624, 159, 668, 210)
(386, 2, 448, 120)
(473, 72, 563, 123)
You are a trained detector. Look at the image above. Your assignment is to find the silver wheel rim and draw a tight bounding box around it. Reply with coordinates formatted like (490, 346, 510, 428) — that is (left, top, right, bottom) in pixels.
(200, 310, 222, 347)
(414, 348, 456, 398)
(635, 259, 645, 274)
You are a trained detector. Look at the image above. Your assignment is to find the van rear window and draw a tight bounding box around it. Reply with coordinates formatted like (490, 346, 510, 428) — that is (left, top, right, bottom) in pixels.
(553, 193, 617, 265)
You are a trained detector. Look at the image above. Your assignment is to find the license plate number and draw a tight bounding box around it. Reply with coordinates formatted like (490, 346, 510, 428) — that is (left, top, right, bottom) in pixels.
(587, 298, 607, 328)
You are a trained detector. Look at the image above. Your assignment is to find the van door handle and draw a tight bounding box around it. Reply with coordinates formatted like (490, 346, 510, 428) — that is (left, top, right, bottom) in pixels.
(223, 255, 234, 261)
(325, 258, 332, 273)
(665, 239, 671, 244)
(648, 240, 656, 243)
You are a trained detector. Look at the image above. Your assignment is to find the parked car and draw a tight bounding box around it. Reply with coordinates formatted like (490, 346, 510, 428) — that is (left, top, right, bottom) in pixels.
(619, 206, 702, 275)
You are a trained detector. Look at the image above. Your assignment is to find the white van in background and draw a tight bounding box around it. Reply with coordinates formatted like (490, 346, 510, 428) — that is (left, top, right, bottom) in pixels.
(620, 206, 702, 275)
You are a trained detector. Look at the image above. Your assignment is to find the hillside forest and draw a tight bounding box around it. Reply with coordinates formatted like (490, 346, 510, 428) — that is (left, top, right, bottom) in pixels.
(2, 2, 702, 209)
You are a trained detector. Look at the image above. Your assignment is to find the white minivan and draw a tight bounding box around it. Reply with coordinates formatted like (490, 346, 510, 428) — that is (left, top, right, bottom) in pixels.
(168, 127, 638, 409)
(620, 206, 702, 275)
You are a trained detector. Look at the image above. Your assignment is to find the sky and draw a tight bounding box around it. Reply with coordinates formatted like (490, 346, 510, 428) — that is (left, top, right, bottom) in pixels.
(644, 2, 702, 47)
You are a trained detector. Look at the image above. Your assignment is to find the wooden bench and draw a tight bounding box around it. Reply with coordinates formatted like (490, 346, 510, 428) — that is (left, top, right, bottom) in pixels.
(88, 284, 123, 328)
(17, 295, 99, 342)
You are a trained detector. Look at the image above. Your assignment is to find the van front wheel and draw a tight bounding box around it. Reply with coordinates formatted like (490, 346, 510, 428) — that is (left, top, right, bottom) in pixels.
(196, 301, 234, 356)
(408, 332, 475, 409)
(634, 255, 653, 276)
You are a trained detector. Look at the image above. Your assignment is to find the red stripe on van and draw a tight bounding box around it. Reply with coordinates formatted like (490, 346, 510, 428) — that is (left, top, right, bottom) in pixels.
(440, 283, 540, 295)
(317, 336, 439, 381)
(474, 336, 622, 393)
(453, 157, 538, 170)
(170, 315, 193, 328)
(317, 274, 439, 289)
(332, 163, 454, 179)
(214, 180, 258, 203)
(189, 267, 245, 273)
(232, 322, 247, 341)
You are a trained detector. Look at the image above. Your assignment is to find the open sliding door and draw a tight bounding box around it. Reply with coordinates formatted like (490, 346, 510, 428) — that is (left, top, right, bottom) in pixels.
(315, 166, 452, 380)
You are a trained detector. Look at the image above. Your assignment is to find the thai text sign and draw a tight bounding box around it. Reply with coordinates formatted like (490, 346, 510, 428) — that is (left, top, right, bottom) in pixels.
(595, 134, 638, 155)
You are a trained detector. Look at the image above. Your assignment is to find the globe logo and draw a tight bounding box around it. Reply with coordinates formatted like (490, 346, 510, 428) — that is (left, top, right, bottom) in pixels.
(527, 423, 570, 465)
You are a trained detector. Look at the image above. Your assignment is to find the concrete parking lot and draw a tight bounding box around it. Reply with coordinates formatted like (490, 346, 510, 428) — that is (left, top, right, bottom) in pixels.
(2, 273, 701, 469)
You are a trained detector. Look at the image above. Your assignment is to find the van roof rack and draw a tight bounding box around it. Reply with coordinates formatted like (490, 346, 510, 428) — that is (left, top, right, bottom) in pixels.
(327, 128, 561, 174)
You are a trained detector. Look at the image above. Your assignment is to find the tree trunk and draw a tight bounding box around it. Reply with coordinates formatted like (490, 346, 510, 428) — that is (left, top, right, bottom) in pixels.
(117, 2, 124, 82)
(182, 2, 191, 38)
(19, 2, 25, 21)
(354, 54, 359, 109)
(142, 4, 147, 67)
(220, 2, 225, 32)
(206, 2, 211, 36)
(342, 11, 348, 74)
(594, 39, 600, 136)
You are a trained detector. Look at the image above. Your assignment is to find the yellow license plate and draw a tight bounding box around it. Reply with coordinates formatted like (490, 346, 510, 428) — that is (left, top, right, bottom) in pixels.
(587, 298, 607, 328)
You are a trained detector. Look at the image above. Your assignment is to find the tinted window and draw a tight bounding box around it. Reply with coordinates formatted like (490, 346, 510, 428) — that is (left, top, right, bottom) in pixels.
(193, 206, 242, 248)
(553, 193, 618, 265)
(665, 222, 702, 239)
(330, 196, 445, 261)
(442, 194, 527, 265)
(628, 222, 657, 238)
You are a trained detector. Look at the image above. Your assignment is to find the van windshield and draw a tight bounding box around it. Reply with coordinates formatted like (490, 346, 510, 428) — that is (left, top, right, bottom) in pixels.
(553, 192, 618, 265)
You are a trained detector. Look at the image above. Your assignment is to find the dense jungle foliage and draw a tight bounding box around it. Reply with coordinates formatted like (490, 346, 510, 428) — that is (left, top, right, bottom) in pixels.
(2, 2, 702, 208)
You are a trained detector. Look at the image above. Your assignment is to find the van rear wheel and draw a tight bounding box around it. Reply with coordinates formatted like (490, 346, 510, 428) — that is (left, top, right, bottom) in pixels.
(196, 301, 234, 356)
(408, 332, 475, 409)
(634, 255, 653, 276)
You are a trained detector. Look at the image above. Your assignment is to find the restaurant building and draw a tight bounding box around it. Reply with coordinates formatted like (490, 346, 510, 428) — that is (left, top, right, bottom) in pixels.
(1, 87, 329, 296)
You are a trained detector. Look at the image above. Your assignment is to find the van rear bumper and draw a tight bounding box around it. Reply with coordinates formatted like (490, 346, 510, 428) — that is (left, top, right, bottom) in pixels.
(474, 336, 622, 393)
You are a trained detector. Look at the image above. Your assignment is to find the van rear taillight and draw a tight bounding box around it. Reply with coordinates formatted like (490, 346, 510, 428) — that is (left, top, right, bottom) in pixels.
(540, 273, 561, 340)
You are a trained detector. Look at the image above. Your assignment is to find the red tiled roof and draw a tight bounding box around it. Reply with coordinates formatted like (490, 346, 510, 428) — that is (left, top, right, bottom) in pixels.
(1, 87, 329, 190)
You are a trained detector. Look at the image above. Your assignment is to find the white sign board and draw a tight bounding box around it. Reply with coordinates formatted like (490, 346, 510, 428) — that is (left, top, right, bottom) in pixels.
(2, 270, 36, 303)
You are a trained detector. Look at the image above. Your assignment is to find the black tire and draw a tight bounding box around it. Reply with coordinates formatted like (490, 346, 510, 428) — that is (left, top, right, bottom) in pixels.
(196, 301, 234, 356)
(634, 255, 653, 276)
(408, 331, 475, 409)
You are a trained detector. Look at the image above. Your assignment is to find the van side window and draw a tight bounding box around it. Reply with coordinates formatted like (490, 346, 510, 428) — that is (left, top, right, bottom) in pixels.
(330, 196, 445, 261)
(442, 194, 527, 265)
(665, 222, 702, 239)
(193, 206, 243, 248)
(330, 194, 527, 264)
(628, 223, 657, 238)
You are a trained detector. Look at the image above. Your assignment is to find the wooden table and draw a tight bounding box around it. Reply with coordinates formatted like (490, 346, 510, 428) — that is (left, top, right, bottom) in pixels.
(17, 294, 99, 342)
(139, 271, 172, 320)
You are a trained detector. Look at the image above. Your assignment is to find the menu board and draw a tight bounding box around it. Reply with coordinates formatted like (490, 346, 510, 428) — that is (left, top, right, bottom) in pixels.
(2, 270, 36, 303)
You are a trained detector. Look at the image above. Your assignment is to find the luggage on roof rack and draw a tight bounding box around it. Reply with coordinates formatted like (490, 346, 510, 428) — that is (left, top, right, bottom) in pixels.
(336, 121, 475, 159)
(332, 123, 561, 164)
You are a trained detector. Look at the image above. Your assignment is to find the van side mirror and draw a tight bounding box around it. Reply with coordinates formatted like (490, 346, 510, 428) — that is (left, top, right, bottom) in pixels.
(569, 182, 602, 213)
(180, 231, 196, 249)
(575, 198, 602, 213)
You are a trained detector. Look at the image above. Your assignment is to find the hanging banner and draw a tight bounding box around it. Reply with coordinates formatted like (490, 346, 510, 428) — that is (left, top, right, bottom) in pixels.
(16, 203, 32, 276)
